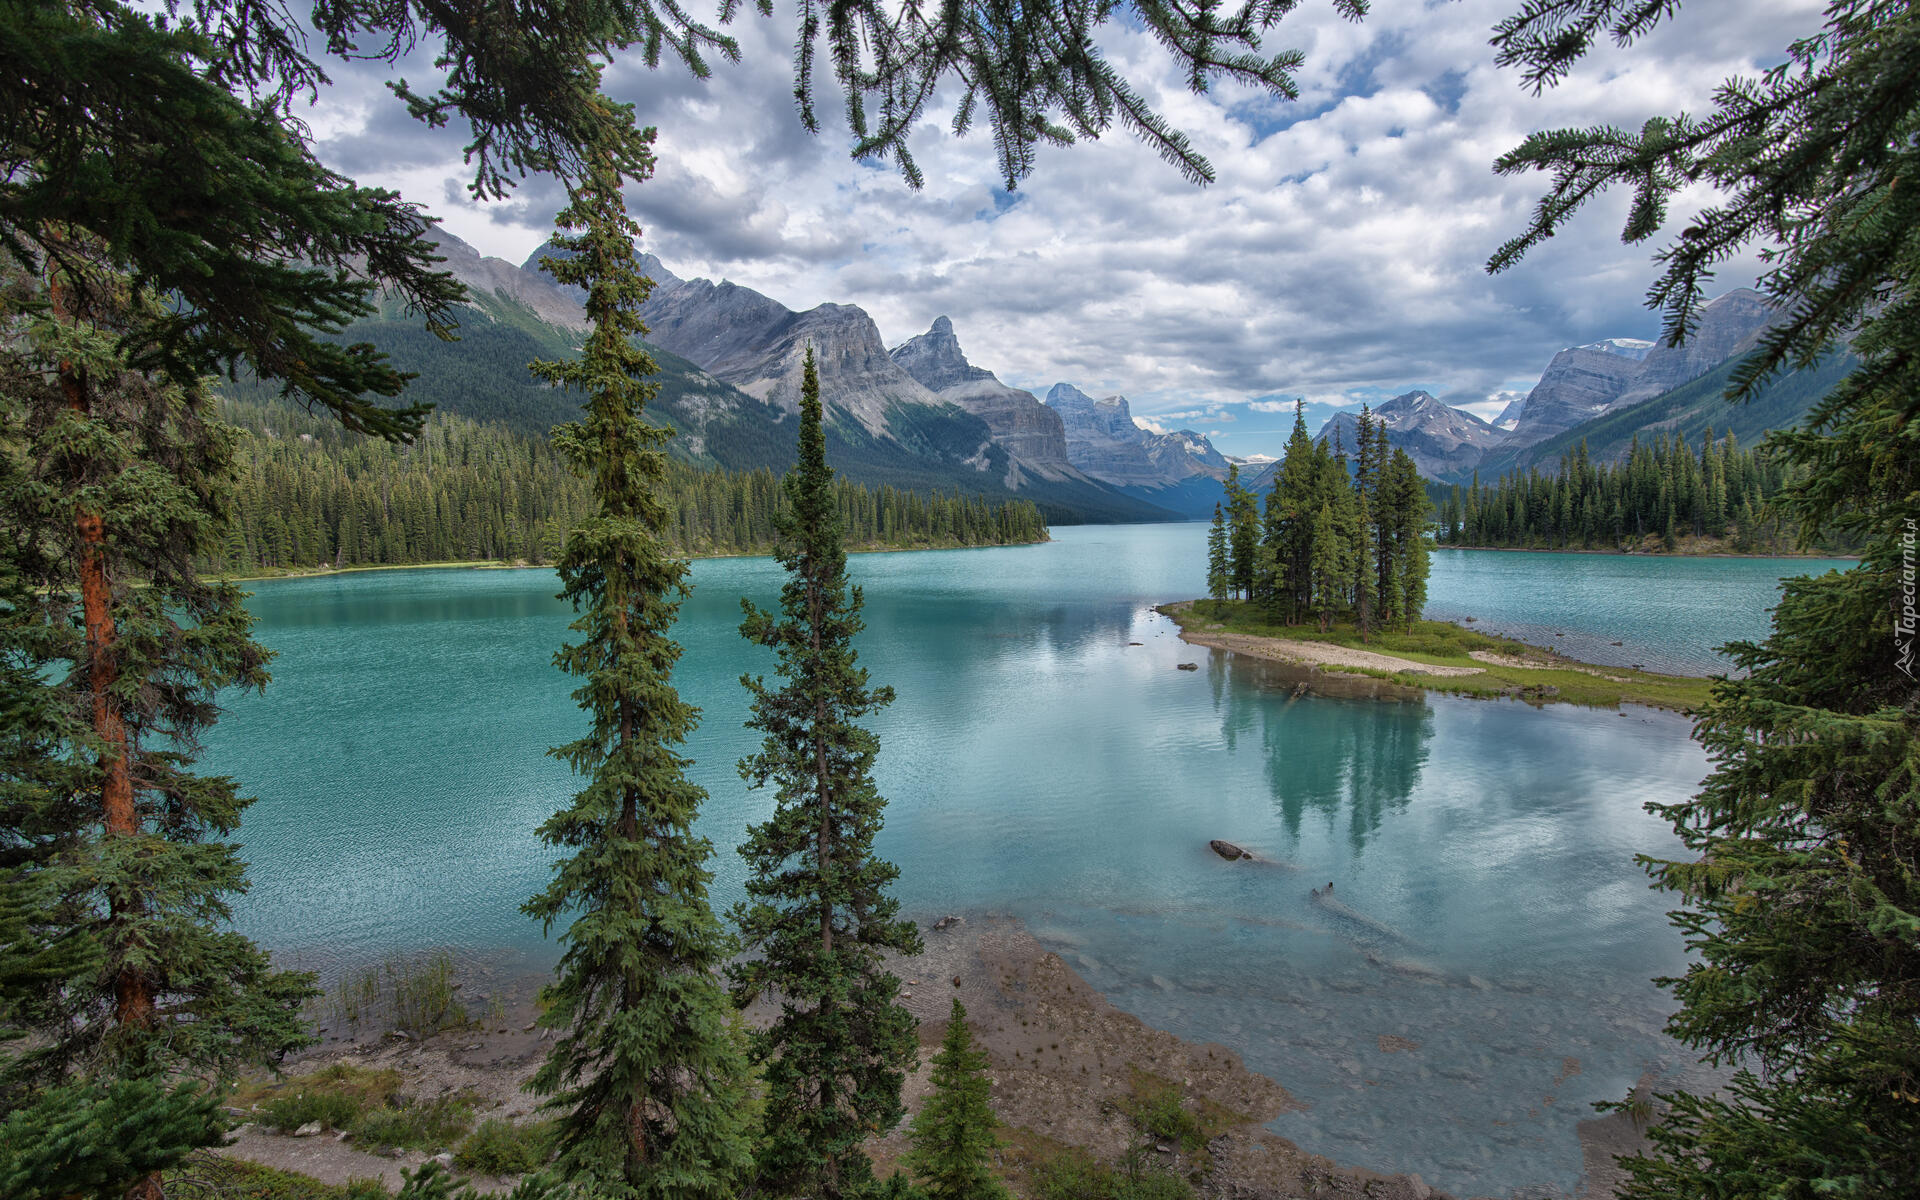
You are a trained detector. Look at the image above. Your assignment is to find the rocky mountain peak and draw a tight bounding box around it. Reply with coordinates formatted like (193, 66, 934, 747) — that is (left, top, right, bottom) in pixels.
(1315, 391, 1502, 479)
(1588, 337, 1653, 361)
(890, 315, 996, 392)
(1044, 383, 1228, 490)
(1045, 382, 1098, 410)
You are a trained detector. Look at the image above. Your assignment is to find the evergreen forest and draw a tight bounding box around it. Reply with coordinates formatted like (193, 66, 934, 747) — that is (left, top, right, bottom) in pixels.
(216, 399, 1048, 575)
(1432, 429, 1855, 554)
(1207, 404, 1431, 634)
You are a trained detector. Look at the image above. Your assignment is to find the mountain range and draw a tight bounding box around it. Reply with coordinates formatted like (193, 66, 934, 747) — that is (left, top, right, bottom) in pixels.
(1305, 288, 1845, 486)
(379, 231, 1238, 521)
(340, 234, 1837, 515)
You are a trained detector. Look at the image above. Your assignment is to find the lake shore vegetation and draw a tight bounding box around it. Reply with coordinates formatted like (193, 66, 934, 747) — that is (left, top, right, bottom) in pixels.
(1210, 404, 1430, 639)
(0, 246, 319, 1197)
(1162, 600, 1715, 712)
(1432, 430, 1855, 556)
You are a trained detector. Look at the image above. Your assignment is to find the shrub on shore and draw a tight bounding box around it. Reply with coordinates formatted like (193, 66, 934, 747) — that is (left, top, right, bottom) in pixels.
(454, 1118, 557, 1175)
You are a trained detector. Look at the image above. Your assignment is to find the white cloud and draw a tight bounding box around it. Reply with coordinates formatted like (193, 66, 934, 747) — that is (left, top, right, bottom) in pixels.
(297, 1, 1827, 460)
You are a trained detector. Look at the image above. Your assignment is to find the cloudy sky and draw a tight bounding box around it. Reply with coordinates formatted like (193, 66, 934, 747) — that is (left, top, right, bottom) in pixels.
(305, 0, 1818, 460)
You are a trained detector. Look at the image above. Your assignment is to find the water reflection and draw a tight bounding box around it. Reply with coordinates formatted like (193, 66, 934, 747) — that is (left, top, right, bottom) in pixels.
(1201, 650, 1435, 852)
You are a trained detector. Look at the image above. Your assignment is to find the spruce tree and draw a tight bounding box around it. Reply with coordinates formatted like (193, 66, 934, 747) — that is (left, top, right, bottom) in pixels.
(1224, 463, 1259, 601)
(904, 999, 1008, 1200)
(1269, 401, 1320, 622)
(1491, 1, 1920, 1190)
(731, 347, 922, 1198)
(1308, 503, 1343, 632)
(1344, 411, 1372, 635)
(520, 126, 753, 1198)
(0, 252, 315, 1198)
(1205, 503, 1229, 603)
(1384, 450, 1430, 630)
(1364, 424, 1390, 621)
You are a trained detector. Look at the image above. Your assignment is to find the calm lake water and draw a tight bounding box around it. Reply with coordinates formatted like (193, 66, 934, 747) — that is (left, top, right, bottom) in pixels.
(203, 526, 1851, 1197)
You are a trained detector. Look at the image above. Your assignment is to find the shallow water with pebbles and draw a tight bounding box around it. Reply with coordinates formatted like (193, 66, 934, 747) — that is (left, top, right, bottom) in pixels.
(208, 524, 1828, 1197)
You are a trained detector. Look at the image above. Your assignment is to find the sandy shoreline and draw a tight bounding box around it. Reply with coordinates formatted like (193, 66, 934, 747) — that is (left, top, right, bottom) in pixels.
(1158, 601, 1484, 678)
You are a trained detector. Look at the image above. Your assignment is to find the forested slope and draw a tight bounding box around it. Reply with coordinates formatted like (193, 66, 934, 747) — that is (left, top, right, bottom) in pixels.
(216, 399, 1048, 574)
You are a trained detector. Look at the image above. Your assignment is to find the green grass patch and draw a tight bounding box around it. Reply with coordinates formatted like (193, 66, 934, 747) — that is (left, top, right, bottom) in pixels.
(455, 1117, 558, 1175)
(161, 1157, 389, 1200)
(1002, 1120, 1199, 1200)
(235, 1063, 476, 1152)
(1167, 600, 1714, 712)
(351, 1094, 479, 1153)
(1122, 1069, 1244, 1153)
(1026, 1143, 1194, 1200)
(242, 1065, 402, 1133)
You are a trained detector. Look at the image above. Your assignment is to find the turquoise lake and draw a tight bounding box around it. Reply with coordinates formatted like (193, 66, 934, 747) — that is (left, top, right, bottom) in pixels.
(202, 526, 1853, 1197)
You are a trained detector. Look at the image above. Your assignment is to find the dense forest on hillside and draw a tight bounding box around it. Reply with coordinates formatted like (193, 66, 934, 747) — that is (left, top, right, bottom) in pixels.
(216, 399, 1048, 574)
(1468, 350, 1857, 482)
(1432, 429, 1853, 554)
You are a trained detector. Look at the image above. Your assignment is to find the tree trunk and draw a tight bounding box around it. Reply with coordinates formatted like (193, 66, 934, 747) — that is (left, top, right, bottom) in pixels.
(53, 268, 159, 1200)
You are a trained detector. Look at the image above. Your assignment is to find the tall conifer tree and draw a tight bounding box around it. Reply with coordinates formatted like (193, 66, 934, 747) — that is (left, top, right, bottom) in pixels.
(1271, 401, 1319, 621)
(1341, 424, 1375, 639)
(1383, 450, 1430, 631)
(731, 348, 922, 1198)
(521, 122, 753, 1198)
(1491, 2, 1920, 1188)
(1224, 463, 1259, 601)
(1369, 422, 1397, 628)
(1206, 504, 1229, 603)
(0, 253, 314, 1198)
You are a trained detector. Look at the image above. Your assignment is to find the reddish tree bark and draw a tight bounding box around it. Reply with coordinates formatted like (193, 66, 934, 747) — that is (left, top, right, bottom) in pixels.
(51, 272, 160, 1200)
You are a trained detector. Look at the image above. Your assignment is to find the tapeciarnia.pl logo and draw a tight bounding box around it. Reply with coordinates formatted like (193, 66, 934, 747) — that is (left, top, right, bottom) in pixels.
(1900, 518, 1916, 680)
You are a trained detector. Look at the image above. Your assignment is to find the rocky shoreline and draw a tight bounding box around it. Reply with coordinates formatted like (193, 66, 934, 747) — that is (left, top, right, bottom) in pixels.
(223, 916, 1660, 1200)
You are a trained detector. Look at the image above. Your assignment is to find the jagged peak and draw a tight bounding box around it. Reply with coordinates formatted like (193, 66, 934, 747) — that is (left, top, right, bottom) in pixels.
(891, 314, 994, 391)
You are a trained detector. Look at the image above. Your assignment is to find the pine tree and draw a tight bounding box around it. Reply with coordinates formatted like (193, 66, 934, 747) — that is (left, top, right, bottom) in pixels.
(1491, 2, 1920, 1191)
(520, 127, 753, 1198)
(1224, 463, 1259, 601)
(1270, 401, 1320, 622)
(1205, 503, 1229, 603)
(1308, 502, 1344, 632)
(1346, 413, 1372, 629)
(904, 1000, 1008, 1200)
(1370, 421, 1397, 627)
(0, 252, 315, 1198)
(730, 347, 922, 1197)
(1383, 450, 1430, 630)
